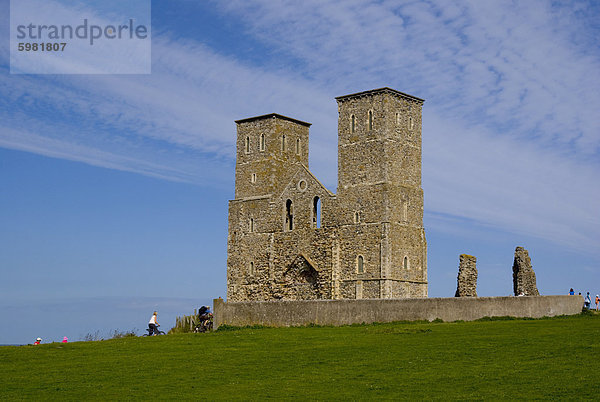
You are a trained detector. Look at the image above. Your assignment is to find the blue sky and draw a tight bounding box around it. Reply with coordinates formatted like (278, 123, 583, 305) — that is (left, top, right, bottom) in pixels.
(1, 0, 599, 344)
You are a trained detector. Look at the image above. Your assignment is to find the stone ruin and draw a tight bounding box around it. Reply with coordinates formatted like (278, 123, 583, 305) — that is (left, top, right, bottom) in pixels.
(512, 247, 539, 296)
(227, 88, 428, 302)
(455, 254, 477, 297)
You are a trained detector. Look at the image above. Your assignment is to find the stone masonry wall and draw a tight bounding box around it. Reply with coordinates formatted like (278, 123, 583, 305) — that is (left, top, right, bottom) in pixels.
(455, 254, 477, 297)
(512, 246, 540, 296)
(214, 296, 583, 329)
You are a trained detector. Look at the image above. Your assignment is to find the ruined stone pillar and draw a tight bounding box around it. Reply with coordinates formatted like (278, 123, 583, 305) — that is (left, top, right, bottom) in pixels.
(512, 247, 540, 296)
(455, 254, 477, 297)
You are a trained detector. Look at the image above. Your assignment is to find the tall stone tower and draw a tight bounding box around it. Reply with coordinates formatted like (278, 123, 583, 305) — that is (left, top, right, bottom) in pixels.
(335, 88, 427, 298)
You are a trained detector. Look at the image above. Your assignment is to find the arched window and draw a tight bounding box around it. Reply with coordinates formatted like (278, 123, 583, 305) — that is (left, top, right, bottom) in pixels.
(403, 256, 409, 270)
(249, 218, 254, 233)
(312, 196, 321, 228)
(285, 199, 293, 231)
(296, 138, 301, 155)
(357, 255, 364, 274)
(281, 135, 286, 151)
(368, 110, 373, 131)
(351, 114, 356, 133)
(249, 261, 254, 275)
(260, 134, 265, 151)
(245, 136, 250, 153)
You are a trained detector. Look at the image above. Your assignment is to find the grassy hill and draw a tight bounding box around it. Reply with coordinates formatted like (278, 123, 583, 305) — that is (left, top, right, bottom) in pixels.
(1, 313, 599, 400)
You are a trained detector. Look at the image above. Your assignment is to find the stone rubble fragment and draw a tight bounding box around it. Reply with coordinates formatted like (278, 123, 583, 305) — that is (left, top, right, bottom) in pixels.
(512, 246, 540, 296)
(455, 254, 477, 297)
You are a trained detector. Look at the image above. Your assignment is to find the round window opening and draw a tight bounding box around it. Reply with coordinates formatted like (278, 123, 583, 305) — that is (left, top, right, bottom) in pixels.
(298, 180, 307, 192)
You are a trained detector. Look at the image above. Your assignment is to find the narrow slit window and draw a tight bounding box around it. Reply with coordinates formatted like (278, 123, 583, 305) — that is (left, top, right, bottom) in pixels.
(251, 173, 257, 183)
(260, 134, 265, 151)
(296, 138, 301, 155)
(396, 112, 400, 125)
(368, 110, 373, 131)
(281, 135, 286, 151)
(313, 197, 321, 228)
(285, 199, 293, 231)
(351, 114, 356, 133)
(245, 136, 250, 153)
(403, 256, 409, 270)
(249, 261, 254, 275)
(409, 116, 414, 130)
(354, 211, 360, 223)
(250, 218, 254, 233)
(357, 255, 364, 274)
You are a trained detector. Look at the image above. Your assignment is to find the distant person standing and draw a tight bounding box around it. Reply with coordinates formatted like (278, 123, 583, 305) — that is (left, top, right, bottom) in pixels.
(148, 311, 160, 335)
(33, 337, 41, 345)
(595, 295, 599, 311)
(569, 288, 574, 295)
(584, 292, 591, 310)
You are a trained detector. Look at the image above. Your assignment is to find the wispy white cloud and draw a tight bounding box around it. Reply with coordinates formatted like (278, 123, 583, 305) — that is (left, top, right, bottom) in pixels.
(423, 113, 600, 252)
(208, 0, 600, 255)
(0, 125, 204, 183)
(0, 29, 336, 184)
(213, 0, 600, 154)
(1, 0, 598, 257)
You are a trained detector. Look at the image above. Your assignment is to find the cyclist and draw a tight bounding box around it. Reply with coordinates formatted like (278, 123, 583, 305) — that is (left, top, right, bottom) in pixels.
(148, 311, 160, 335)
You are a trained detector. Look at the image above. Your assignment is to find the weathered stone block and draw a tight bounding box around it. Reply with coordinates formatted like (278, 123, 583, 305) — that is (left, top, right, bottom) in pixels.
(455, 254, 477, 297)
(512, 246, 540, 296)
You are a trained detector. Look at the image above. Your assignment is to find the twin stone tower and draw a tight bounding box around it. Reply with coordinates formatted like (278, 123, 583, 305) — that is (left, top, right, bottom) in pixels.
(227, 88, 427, 301)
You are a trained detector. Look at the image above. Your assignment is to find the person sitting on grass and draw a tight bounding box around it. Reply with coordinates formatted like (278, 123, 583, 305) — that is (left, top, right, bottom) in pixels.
(148, 311, 160, 335)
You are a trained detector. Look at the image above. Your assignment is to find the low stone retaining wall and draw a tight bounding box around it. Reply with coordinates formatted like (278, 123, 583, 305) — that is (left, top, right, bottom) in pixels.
(213, 295, 582, 329)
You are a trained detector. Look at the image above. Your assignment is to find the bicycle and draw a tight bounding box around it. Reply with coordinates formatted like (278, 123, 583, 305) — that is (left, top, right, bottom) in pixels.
(193, 314, 213, 333)
(143, 325, 166, 336)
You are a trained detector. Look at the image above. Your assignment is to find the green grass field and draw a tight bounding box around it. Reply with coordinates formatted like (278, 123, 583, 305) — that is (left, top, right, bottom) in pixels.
(2, 313, 599, 400)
